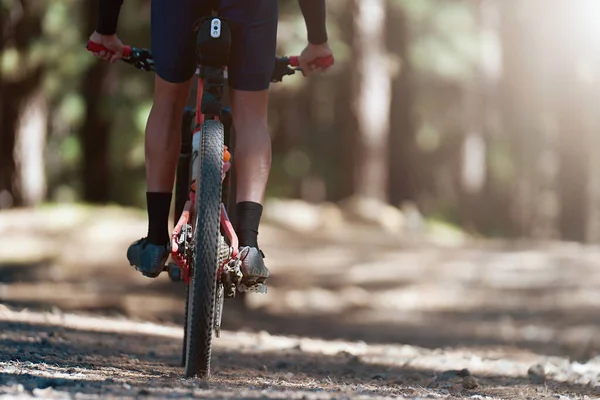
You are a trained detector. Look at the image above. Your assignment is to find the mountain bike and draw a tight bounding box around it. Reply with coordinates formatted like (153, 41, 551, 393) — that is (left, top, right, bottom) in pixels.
(86, 16, 333, 379)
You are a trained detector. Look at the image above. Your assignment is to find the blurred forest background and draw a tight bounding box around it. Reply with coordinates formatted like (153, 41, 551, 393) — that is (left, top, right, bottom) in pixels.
(2, 0, 600, 243)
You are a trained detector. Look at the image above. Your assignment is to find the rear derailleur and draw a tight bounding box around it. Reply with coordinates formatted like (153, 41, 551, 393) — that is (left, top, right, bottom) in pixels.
(167, 227, 267, 296)
(219, 246, 267, 297)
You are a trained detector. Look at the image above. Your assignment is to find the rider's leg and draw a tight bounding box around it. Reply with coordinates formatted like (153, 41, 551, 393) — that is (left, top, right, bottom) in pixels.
(145, 76, 192, 241)
(230, 89, 271, 248)
(221, 0, 278, 284)
(127, 75, 193, 278)
(127, 0, 205, 278)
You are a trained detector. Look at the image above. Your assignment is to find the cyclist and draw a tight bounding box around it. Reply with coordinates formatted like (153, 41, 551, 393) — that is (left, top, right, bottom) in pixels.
(89, 0, 333, 286)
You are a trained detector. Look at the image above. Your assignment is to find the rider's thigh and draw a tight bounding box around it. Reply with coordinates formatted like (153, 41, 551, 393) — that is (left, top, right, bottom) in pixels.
(151, 0, 211, 84)
(220, 0, 278, 92)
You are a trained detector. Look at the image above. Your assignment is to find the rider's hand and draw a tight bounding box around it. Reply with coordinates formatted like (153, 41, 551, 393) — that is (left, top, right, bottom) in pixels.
(89, 31, 125, 64)
(298, 42, 333, 76)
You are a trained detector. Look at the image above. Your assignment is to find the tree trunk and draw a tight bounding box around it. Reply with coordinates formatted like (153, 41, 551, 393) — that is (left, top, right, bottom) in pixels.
(79, 0, 113, 203)
(585, 100, 600, 243)
(14, 89, 48, 206)
(334, 2, 356, 201)
(528, 1, 561, 241)
(499, 0, 538, 238)
(0, 1, 46, 209)
(459, 0, 504, 235)
(79, 61, 112, 202)
(387, 2, 415, 207)
(351, 0, 391, 202)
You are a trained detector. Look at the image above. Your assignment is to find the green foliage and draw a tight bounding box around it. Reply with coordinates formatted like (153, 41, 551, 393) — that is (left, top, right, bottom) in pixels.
(400, 0, 480, 81)
(5, 0, 590, 240)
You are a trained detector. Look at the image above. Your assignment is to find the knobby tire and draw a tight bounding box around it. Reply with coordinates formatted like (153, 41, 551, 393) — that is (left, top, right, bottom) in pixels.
(184, 120, 224, 378)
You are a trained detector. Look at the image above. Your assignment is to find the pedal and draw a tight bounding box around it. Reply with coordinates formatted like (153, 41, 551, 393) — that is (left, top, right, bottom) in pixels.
(166, 263, 184, 282)
(238, 283, 268, 294)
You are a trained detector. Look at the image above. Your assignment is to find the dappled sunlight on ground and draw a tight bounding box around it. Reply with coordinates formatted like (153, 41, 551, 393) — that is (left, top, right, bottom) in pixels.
(1, 306, 599, 399)
(2, 204, 600, 363)
(3, 205, 600, 398)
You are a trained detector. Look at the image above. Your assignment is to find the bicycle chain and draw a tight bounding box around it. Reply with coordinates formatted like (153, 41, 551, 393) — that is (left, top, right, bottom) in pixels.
(214, 235, 228, 337)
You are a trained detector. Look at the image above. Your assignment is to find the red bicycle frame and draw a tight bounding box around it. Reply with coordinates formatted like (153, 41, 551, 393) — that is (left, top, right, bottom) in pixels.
(170, 71, 239, 284)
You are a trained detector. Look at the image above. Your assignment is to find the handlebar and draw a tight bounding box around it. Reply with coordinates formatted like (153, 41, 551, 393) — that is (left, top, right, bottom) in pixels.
(289, 55, 334, 69)
(85, 40, 334, 81)
(87, 41, 132, 58)
(86, 41, 154, 71)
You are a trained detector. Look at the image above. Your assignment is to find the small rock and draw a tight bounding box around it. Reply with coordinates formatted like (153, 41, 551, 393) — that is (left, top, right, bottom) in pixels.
(401, 371, 425, 382)
(196, 380, 210, 389)
(122, 383, 131, 390)
(462, 375, 480, 390)
(346, 355, 361, 365)
(371, 374, 386, 380)
(339, 196, 405, 233)
(584, 372, 598, 385)
(275, 361, 289, 369)
(32, 387, 54, 397)
(138, 389, 151, 396)
(36, 378, 65, 389)
(437, 369, 468, 382)
(528, 364, 546, 384)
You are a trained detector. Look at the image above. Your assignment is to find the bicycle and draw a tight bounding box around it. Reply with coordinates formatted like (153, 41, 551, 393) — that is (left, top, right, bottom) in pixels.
(86, 15, 333, 379)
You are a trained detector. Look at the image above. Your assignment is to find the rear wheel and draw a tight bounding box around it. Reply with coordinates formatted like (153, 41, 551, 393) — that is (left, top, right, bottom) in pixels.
(185, 119, 224, 378)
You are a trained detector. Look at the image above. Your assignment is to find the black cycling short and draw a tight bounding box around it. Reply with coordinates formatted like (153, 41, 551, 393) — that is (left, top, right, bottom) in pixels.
(151, 0, 278, 91)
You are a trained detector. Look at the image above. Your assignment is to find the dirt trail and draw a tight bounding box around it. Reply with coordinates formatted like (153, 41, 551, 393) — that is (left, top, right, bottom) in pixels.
(2, 205, 600, 398)
(1, 306, 599, 399)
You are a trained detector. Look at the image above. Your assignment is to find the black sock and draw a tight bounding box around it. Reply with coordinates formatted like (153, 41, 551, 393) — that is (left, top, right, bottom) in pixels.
(236, 201, 263, 248)
(146, 192, 172, 246)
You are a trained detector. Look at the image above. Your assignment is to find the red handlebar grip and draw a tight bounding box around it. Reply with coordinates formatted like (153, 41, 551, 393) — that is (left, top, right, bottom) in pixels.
(86, 41, 131, 58)
(289, 55, 334, 68)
